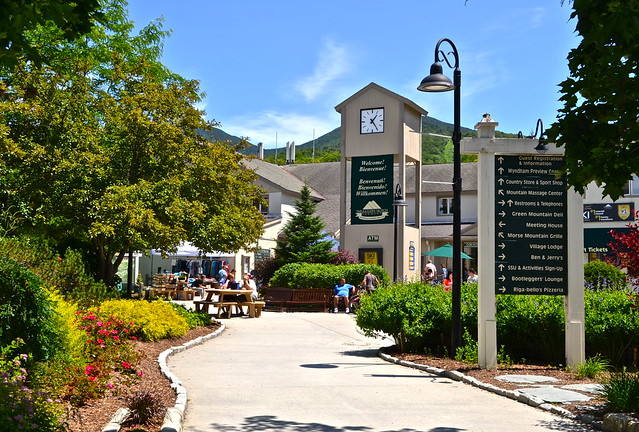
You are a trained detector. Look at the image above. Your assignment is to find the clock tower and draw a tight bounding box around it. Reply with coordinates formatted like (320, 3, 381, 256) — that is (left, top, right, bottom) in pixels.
(335, 83, 426, 281)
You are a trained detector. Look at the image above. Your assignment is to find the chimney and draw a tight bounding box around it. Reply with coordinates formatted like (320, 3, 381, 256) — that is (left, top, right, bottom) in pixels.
(258, 142, 264, 160)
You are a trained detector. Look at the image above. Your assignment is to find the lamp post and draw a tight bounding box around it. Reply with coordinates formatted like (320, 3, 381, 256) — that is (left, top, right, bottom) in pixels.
(417, 38, 462, 352)
(393, 183, 407, 282)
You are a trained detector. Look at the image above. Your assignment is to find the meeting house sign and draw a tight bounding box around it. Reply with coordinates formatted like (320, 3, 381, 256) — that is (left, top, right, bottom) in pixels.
(351, 154, 393, 224)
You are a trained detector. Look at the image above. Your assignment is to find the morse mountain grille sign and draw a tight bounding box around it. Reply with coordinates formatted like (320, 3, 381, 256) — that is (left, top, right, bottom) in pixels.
(351, 154, 393, 225)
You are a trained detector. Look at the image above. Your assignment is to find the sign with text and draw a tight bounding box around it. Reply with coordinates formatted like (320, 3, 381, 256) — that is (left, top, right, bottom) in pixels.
(494, 155, 568, 295)
(351, 154, 393, 224)
(583, 203, 634, 222)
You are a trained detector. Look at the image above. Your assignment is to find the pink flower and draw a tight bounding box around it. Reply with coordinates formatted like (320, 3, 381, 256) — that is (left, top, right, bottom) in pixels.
(107, 383, 114, 389)
(121, 361, 131, 369)
(87, 376, 96, 382)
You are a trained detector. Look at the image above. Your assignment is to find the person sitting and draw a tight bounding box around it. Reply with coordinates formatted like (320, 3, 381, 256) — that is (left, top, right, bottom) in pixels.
(190, 274, 205, 297)
(242, 273, 258, 301)
(222, 273, 245, 316)
(333, 277, 354, 314)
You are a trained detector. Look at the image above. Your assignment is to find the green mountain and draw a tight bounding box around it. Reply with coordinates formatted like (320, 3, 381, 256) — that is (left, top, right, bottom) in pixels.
(209, 116, 516, 164)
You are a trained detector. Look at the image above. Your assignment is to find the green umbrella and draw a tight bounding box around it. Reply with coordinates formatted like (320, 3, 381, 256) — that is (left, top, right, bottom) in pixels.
(422, 244, 473, 259)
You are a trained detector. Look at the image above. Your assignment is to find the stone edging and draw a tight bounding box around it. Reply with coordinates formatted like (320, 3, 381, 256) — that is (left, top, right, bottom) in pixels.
(378, 351, 605, 431)
(101, 323, 225, 432)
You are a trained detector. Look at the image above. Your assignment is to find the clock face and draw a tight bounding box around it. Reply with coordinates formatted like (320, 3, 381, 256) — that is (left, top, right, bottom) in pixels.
(360, 107, 384, 134)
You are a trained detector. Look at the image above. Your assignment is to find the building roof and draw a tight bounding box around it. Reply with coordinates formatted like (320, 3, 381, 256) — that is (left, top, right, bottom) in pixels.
(282, 161, 480, 237)
(244, 157, 324, 201)
(285, 162, 342, 235)
(334, 82, 428, 116)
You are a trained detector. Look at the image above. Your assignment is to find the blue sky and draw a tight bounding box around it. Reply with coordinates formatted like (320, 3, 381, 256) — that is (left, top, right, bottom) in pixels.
(127, 1, 579, 148)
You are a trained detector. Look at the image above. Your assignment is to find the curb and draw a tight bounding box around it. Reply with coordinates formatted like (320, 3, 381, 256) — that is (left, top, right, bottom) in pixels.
(101, 323, 225, 432)
(378, 351, 604, 431)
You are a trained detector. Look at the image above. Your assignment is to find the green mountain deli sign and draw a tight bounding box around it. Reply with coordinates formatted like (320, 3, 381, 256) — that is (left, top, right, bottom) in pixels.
(351, 154, 393, 224)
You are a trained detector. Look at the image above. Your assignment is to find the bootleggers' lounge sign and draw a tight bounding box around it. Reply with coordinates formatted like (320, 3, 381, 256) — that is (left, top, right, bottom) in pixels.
(351, 154, 393, 225)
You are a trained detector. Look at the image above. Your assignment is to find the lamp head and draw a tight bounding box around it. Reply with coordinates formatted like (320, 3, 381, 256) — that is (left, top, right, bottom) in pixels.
(534, 139, 549, 154)
(417, 61, 455, 92)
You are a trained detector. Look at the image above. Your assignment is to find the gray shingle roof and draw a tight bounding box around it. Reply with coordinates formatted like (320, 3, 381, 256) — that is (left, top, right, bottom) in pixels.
(244, 158, 324, 200)
(266, 161, 480, 237)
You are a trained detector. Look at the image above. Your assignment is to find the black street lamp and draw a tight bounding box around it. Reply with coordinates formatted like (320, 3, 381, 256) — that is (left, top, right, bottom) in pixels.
(392, 183, 407, 282)
(417, 38, 463, 353)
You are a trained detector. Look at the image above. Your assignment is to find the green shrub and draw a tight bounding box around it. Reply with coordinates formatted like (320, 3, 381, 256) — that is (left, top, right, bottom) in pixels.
(602, 369, 639, 414)
(356, 282, 451, 352)
(574, 354, 610, 379)
(0, 340, 66, 431)
(169, 303, 211, 328)
(0, 237, 117, 308)
(584, 261, 627, 290)
(455, 330, 478, 363)
(270, 263, 389, 290)
(0, 257, 63, 362)
(585, 288, 639, 365)
(496, 295, 565, 363)
(96, 299, 190, 341)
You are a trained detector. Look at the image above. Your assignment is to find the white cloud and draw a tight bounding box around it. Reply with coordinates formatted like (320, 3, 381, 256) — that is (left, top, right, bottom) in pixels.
(294, 38, 350, 102)
(221, 110, 338, 148)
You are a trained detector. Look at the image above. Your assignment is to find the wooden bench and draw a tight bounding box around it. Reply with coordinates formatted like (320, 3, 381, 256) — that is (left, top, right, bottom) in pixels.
(247, 301, 266, 318)
(263, 287, 293, 311)
(286, 288, 332, 312)
(194, 299, 265, 318)
(193, 300, 215, 314)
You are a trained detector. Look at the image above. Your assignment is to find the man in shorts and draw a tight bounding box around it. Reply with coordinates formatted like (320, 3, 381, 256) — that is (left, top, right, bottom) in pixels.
(333, 277, 354, 314)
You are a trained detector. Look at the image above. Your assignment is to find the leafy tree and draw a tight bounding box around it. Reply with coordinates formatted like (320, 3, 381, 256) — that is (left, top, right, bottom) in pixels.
(547, 0, 639, 199)
(274, 185, 335, 264)
(608, 210, 639, 279)
(0, 1, 265, 286)
(0, 0, 104, 67)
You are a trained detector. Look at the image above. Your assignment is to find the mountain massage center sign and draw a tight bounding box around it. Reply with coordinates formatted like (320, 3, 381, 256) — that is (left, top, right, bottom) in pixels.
(351, 154, 393, 224)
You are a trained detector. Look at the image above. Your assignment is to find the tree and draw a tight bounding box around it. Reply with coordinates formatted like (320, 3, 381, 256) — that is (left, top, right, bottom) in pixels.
(0, 1, 266, 286)
(274, 185, 336, 264)
(546, 0, 639, 200)
(608, 210, 639, 280)
(0, 0, 103, 67)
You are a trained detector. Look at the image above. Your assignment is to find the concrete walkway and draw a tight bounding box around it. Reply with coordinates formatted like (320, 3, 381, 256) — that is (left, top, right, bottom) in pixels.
(167, 311, 598, 432)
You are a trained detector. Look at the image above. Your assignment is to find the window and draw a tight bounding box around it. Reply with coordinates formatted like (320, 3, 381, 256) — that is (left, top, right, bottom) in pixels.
(438, 197, 454, 215)
(629, 174, 639, 196)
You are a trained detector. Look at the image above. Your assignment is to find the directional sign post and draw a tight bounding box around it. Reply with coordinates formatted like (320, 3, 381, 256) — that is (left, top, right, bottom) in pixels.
(494, 155, 568, 295)
(463, 132, 584, 370)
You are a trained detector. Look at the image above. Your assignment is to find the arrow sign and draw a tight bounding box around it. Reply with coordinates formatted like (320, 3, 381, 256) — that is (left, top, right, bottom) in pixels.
(499, 286, 506, 293)
(499, 211, 506, 217)
(498, 275, 506, 282)
(498, 242, 506, 249)
(498, 221, 506, 228)
(498, 253, 506, 260)
(498, 264, 505, 271)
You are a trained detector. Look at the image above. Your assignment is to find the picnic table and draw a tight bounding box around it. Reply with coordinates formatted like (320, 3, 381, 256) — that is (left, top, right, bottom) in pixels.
(194, 288, 264, 318)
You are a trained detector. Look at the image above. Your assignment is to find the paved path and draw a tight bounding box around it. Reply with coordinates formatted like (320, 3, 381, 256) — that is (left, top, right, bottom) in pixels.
(167, 311, 598, 432)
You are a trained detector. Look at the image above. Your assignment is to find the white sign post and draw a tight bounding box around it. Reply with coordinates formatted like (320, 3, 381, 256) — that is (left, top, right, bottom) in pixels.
(463, 117, 585, 369)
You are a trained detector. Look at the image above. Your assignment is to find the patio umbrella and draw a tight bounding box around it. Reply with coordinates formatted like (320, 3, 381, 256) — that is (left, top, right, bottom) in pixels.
(422, 244, 473, 259)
